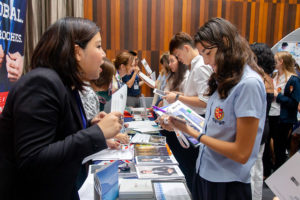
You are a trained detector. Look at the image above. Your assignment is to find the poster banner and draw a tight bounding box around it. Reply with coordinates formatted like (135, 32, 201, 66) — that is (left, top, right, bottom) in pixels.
(277, 42, 300, 65)
(0, 0, 27, 113)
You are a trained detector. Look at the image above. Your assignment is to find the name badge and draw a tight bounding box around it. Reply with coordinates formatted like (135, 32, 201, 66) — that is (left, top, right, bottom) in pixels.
(134, 83, 139, 90)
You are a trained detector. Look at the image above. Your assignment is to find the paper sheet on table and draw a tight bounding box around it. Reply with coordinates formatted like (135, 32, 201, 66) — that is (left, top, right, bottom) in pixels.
(127, 120, 162, 133)
(265, 152, 300, 200)
(139, 72, 155, 88)
(111, 84, 127, 113)
(153, 182, 191, 200)
(82, 145, 134, 164)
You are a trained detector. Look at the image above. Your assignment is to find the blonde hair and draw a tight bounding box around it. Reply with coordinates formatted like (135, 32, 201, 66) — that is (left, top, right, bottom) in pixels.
(275, 51, 296, 81)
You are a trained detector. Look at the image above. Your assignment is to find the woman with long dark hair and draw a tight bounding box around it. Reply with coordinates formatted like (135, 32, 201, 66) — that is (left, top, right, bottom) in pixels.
(0, 17, 122, 200)
(160, 18, 266, 200)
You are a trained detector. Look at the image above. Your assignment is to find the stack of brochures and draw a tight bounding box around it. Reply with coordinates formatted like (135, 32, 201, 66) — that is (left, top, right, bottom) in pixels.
(152, 180, 192, 200)
(135, 155, 178, 166)
(134, 144, 170, 157)
(136, 165, 184, 180)
(131, 133, 166, 145)
(119, 179, 154, 200)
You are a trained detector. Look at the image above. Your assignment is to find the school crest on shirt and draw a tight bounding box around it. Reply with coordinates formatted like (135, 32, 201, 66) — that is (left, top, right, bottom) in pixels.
(213, 107, 225, 125)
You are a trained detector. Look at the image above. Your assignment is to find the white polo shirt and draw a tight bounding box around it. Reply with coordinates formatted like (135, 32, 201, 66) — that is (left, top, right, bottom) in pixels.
(183, 55, 213, 115)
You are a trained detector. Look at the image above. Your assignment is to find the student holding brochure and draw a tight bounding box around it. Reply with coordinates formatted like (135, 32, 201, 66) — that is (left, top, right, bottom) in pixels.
(159, 31, 212, 191)
(160, 18, 266, 200)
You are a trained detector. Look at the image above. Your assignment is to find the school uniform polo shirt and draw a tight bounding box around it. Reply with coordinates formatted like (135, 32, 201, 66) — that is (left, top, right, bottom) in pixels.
(196, 65, 266, 183)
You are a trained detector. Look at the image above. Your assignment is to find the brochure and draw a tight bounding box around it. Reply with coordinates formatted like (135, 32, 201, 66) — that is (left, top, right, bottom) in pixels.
(265, 152, 300, 199)
(131, 133, 166, 145)
(152, 180, 192, 200)
(82, 144, 134, 164)
(119, 179, 153, 200)
(141, 58, 153, 75)
(136, 165, 184, 180)
(135, 144, 170, 156)
(94, 161, 119, 200)
(135, 155, 178, 166)
(138, 71, 155, 88)
(166, 100, 205, 133)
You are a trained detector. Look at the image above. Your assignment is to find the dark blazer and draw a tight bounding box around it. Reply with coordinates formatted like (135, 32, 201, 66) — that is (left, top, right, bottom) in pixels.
(0, 67, 108, 200)
(276, 75, 300, 124)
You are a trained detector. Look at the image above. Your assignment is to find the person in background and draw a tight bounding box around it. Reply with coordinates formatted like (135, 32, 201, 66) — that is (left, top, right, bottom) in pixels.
(152, 52, 171, 106)
(250, 43, 275, 200)
(159, 52, 192, 189)
(160, 32, 212, 191)
(112, 51, 134, 92)
(160, 18, 266, 200)
(165, 32, 213, 117)
(269, 51, 300, 171)
(91, 58, 115, 112)
(0, 17, 122, 200)
(122, 50, 143, 107)
(79, 58, 129, 151)
(163, 54, 189, 106)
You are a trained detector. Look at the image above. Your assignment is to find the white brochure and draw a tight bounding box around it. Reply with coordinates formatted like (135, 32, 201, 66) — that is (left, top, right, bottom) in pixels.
(141, 58, 153, 75)
(111, 84, 127, 113)
(138, 72, 155, 88)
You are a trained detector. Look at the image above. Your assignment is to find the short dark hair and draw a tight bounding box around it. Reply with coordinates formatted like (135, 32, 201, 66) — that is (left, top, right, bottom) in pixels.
(30, 17, 100, 91)
(169, 32, 195, 54)
(128, 50, 137, 56)
(250, 43, 275, 75)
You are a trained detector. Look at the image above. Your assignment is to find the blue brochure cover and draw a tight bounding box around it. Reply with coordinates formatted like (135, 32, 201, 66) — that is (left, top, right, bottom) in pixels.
(94, 161, 119, 200)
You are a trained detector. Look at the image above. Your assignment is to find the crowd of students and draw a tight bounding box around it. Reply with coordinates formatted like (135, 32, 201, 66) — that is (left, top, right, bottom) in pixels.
(0, 16, 299, 200)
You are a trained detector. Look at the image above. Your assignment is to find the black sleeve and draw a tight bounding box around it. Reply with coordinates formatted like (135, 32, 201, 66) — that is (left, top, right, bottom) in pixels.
(11, 74, 107, 173)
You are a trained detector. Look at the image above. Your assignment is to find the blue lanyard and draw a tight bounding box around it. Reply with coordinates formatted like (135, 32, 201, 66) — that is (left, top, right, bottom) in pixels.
(73, 90, 87, 129)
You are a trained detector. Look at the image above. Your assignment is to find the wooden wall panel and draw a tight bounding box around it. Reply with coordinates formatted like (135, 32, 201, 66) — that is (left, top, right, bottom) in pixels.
(84, 0, 300, 97)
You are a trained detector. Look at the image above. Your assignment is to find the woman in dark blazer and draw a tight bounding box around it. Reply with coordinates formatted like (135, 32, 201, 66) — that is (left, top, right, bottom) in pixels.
(0, 17, 122, 200)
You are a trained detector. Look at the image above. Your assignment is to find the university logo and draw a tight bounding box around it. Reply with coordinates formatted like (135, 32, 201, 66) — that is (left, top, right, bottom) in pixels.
(214, 107, 224, 121)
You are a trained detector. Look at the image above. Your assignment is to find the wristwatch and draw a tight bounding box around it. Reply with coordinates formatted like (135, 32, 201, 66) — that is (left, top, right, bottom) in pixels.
(175, 94, 180, 101)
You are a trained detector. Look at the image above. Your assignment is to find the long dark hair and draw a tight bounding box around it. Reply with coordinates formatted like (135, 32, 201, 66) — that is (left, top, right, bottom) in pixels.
(194, 18, 261, 99)
(30, 17, 100, 91)
(91, 58, 115, 88)
(168, 56, 188, 91)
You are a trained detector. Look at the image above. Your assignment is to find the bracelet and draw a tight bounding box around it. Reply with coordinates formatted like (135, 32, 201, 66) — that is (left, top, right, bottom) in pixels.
(175, 94, 180, 101)
(197, 133, 204, 142)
